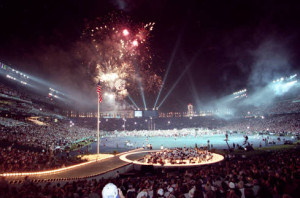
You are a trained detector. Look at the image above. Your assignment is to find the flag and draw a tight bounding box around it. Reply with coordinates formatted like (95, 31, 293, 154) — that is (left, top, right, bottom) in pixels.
(97, 81, 102, 103)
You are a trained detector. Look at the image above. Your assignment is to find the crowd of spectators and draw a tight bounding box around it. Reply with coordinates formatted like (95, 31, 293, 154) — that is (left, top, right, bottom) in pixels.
(0, 83, 23, 99)
(73, 98, 300, 133)
(1, 147, 299, 198)
(144, 148, 213, 165)
(0, 117, 28, 127)
(73, 117, 227, 132)
(0, 146, 84, 173)
(244, 100, 300, 116)
(74, 112, 300, 135)
(106, 128, 224, 138)
(0, 81, 68, 118)
(0, 120, 97, 173)
(220, 113, 300, 134)
(0, 121, 95, 150)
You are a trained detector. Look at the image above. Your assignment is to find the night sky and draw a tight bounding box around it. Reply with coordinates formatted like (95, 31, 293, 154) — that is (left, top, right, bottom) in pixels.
(0, 0, 300, 112)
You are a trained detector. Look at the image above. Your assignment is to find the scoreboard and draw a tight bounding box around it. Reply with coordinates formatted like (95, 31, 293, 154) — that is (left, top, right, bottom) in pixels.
(134, 110, 143, 117)
(134, 110, 158, 118)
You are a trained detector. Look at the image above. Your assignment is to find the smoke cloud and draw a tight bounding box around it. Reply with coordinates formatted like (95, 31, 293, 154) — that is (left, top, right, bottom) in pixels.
(198, 38, 299, 119)
(248, 39, 292, 88)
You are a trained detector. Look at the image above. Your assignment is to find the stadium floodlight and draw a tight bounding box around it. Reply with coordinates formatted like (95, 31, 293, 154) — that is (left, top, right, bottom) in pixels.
(272, 80, 298, 95)
(290, 74, 297, 79)
(233, 89, 247, 95)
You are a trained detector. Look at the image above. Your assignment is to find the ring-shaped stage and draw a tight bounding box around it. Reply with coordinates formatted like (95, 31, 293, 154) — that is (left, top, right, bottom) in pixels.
(119, 150, 224, 167)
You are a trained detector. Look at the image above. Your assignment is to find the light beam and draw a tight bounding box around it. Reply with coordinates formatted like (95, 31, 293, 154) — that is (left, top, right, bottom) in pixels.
(157, 50, 200, 109)
(127, 94, 140, 110)
(153, 26, 185, 109)
(133, 61, 147, 110)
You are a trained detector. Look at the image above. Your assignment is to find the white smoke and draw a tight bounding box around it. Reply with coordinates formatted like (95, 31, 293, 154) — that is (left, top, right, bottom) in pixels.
(248, 39, 291, 88)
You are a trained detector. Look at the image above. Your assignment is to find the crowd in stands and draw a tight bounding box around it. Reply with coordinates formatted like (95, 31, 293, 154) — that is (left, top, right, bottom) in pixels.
(0, 83, 23, 99)
(0, 146, 83, 173)
(220, 114, 300, 134)
(0, 81, 68, 117)
(144, 148, 213, 165)
(0, 121, 95, 150)
(0, 147, 298, 198)
(73, 117, 228, 132)
(106, 128, 223, 138)
(72, 98, 300, 133)
(0, 120, 97, 173)
(0, 117, 28, 127)
(74, 112, 300, 134)
(244, 100, 300, 116)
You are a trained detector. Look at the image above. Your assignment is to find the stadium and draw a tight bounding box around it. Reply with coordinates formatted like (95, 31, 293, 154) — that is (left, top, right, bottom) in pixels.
(1, 63, 300, 198)
(1, 1, 300, 198)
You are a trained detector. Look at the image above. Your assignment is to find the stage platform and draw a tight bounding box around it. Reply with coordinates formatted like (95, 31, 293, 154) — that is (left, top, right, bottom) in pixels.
(2, 149, 224, 182)
(119, 150, 224, 167)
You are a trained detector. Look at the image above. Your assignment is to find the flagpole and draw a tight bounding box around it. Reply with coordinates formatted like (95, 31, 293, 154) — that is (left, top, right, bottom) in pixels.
(97, 98, 100, 155)
(96, 81, 102, 155)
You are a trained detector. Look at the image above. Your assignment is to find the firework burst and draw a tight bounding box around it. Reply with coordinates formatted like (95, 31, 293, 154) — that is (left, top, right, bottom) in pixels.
(80, 12, 162, 100)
